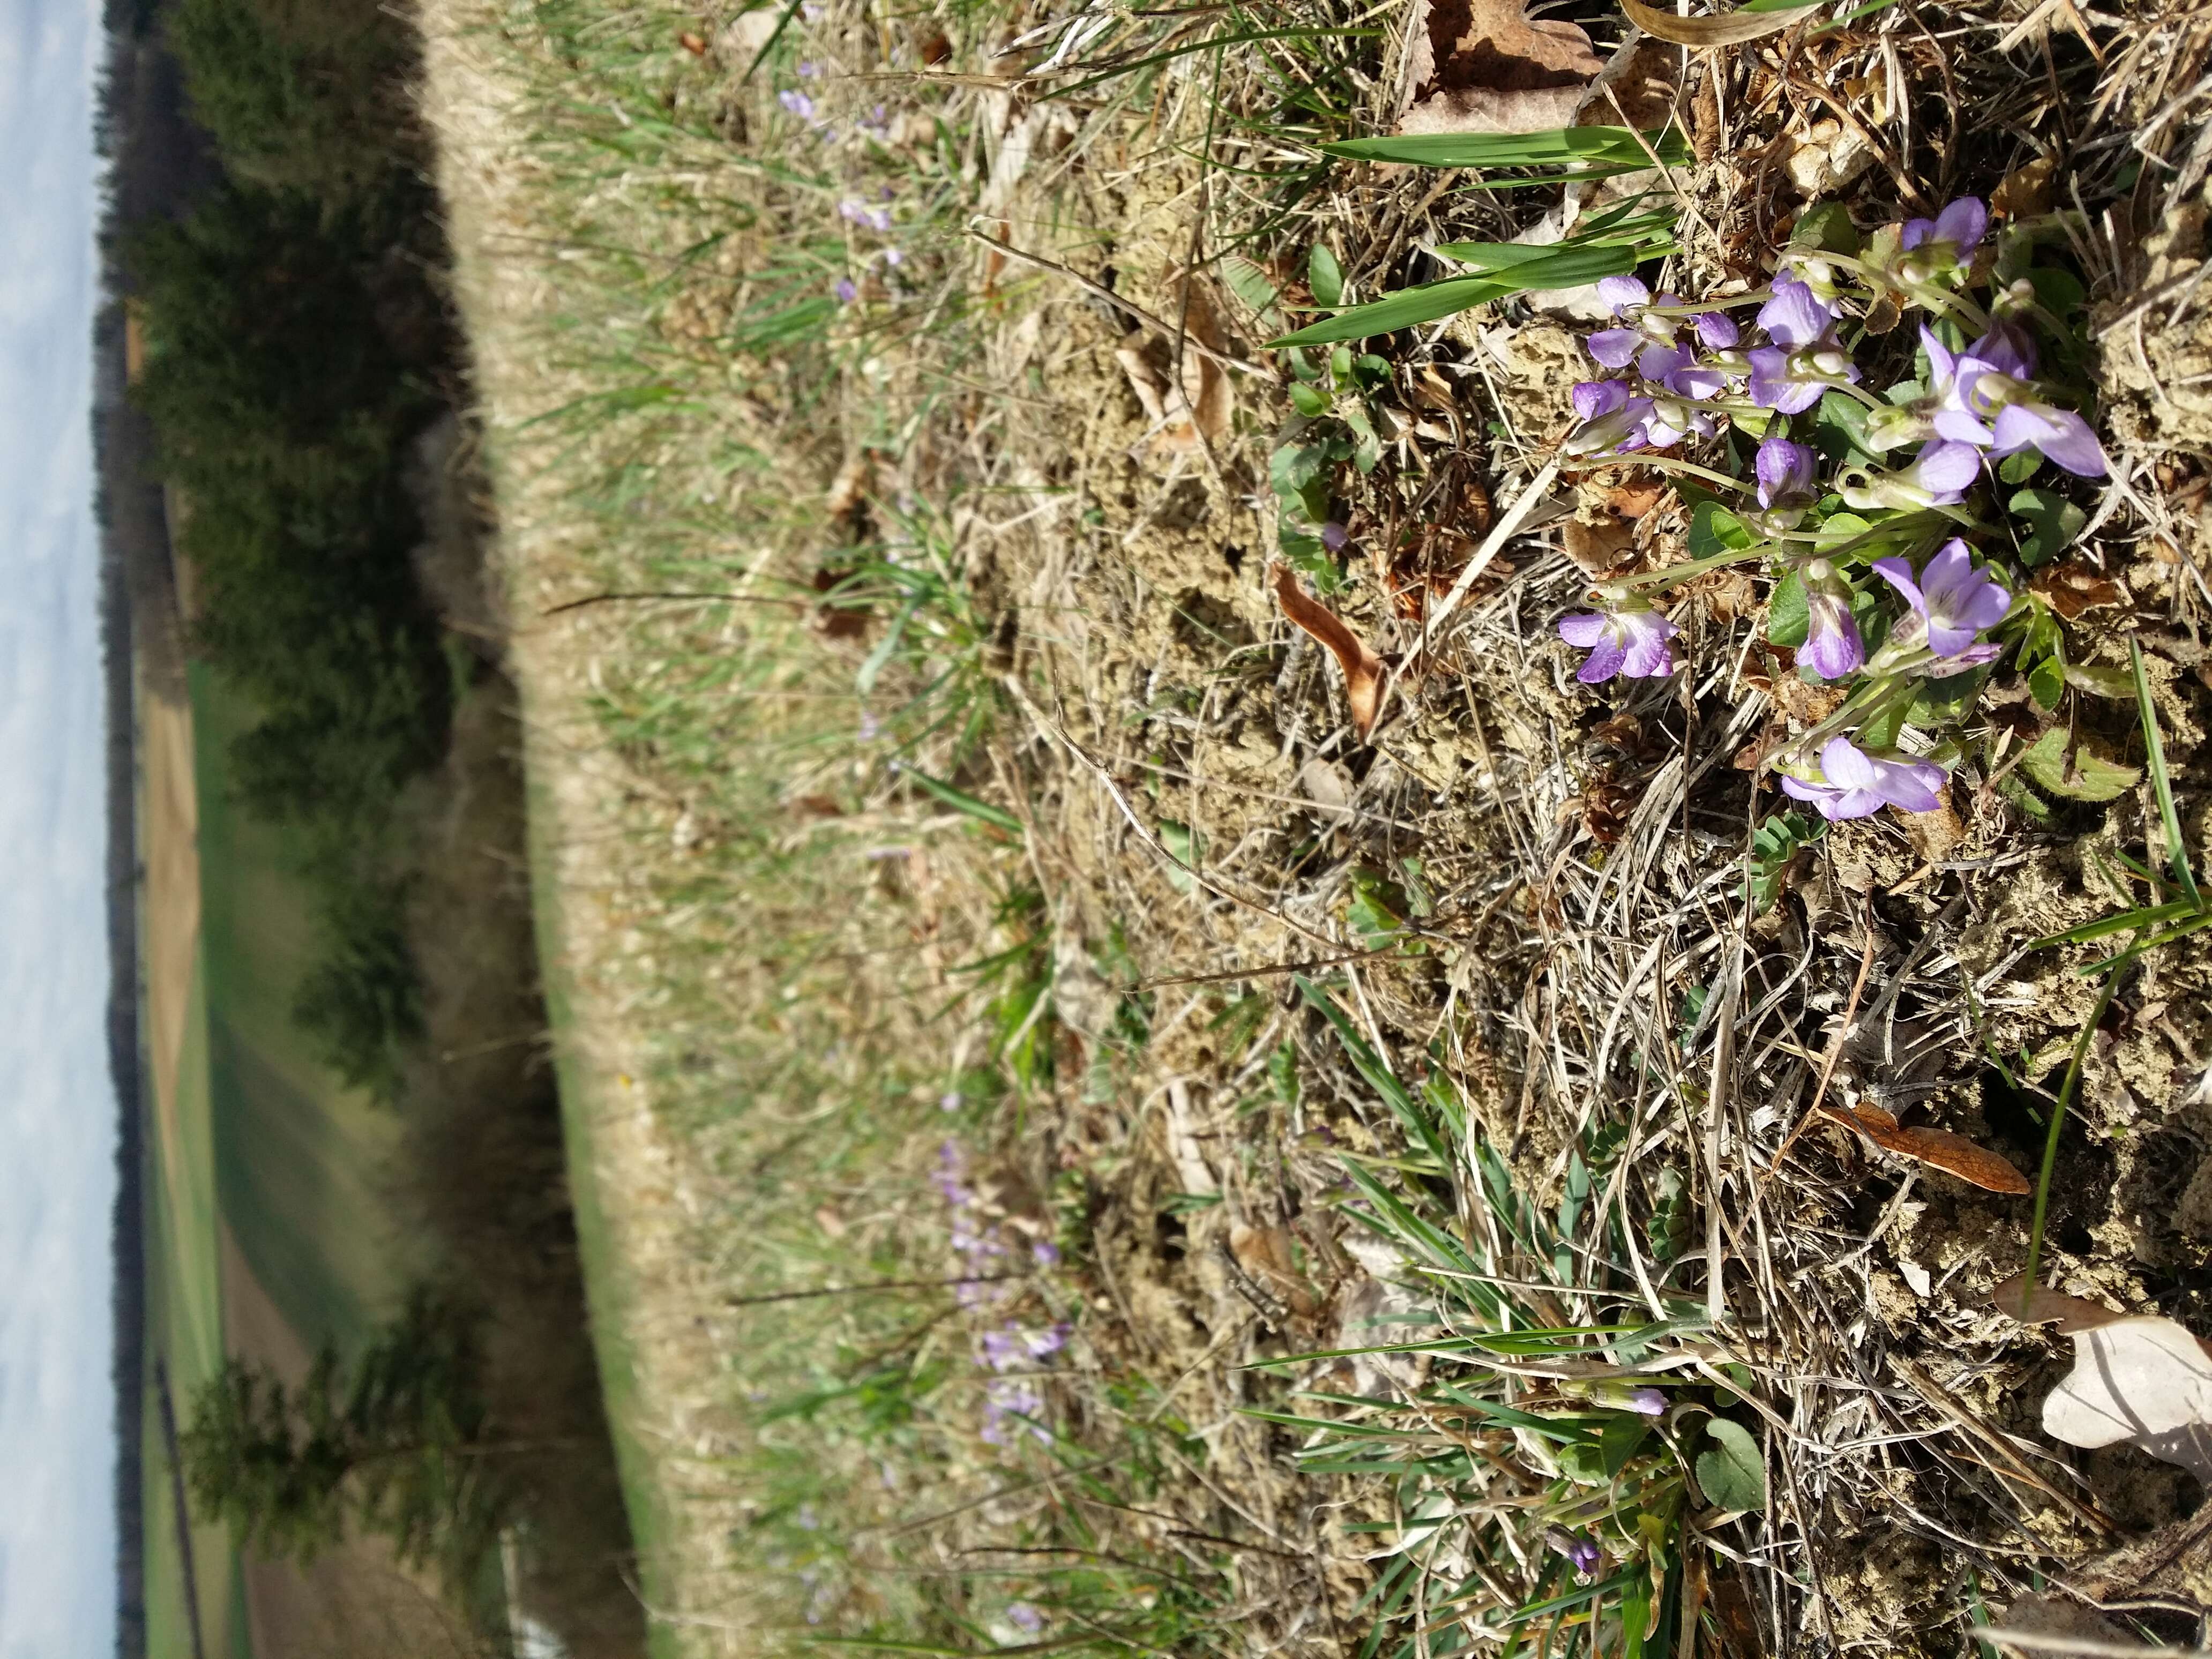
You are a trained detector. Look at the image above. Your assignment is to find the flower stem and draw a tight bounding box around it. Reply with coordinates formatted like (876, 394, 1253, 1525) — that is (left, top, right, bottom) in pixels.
(1601, 542, 1773, 596)
(1576, 453, 1745, 493)
(1787, 671, 1916, 758)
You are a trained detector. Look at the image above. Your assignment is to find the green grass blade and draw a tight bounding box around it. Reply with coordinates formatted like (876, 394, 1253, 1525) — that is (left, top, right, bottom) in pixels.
(1269, 275, 1515, 346)
(2027, 896, 2199, 951)
(1320, 126, 1687, 169)
(2079, 909, 2212, 973)
(894, 765, 1025, 835)
(2133, 636, 2200, 908)
(1269, 241, 1648, 347)
(1296, 978, 1455, 1170)
(2021, 954, 2130, 1314)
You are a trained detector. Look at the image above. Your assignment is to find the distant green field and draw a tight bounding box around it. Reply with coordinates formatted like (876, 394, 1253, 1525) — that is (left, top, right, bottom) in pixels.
(138, 880, 250, 1659)
(143, 668, 432, 1659)
(189, 666, 419, 1355)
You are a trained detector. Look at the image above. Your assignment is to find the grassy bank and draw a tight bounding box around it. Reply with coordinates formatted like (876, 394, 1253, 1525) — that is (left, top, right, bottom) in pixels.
(520, 780, 679, 1659)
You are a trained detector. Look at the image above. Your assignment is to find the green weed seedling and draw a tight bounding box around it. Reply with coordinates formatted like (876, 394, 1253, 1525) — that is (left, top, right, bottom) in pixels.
(1251, 980, 1765, 1657)
(1271, 294, 1393, 590)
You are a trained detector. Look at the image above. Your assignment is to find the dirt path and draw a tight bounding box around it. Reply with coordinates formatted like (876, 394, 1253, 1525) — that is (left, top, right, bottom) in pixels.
(140, 683, 200, 1245)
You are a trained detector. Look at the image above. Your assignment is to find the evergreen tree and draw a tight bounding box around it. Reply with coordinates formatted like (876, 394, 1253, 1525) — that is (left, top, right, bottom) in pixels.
(181, 1290, 511, 1586)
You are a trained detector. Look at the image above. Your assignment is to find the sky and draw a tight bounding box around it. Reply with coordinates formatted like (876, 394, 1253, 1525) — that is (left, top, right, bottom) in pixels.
(0, 0, 117, 1650)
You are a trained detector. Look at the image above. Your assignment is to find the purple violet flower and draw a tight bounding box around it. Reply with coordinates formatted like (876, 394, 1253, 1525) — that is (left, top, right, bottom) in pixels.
(1991, 400, 2108, 478)
(778, 88, 816, 118)
(1694, 309, 1740, 350)
(1900, 197, 1989, 279)
(1920, 327, 2103, 474)
(1587, 276, 1702, 371)
(982, 1378, 1048, 1445)
(1758, 278, 1837, 351)
(1755, 436, 1818, 510)
(1798, 562, 1865, 681)
(839, 197, 893, 233)
(1563, 378, 1655, 457)
(1319, 521, 1350, 553)
(833, 277, 859, 304)
(1557, 606, 1680, 683)
(1747, 346, 1860, 414)
(1781, 737, 1948, 820)
(982, 1327, 1025, 1372)
(934, 1140, 973, 1206)
(1872, 539, 2012, 659)
(1586, 326, 1642, 372)
(1841, 438, 1981, 511)
(1007, 1604, 1044, 1634)
(1596, 274, 1650, 312)
(1642, 396, 1718, 449)
(1545, 1528, 1603, 1580)
(1970, 320, 2037, 380)
(1639, 340, 1730, 401)
(1748, 279, 1861, 413)
(1032, 1239, 1060, 1266)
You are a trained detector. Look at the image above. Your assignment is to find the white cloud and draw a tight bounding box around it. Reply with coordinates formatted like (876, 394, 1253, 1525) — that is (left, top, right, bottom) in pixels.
(0, 0, 118, 1653)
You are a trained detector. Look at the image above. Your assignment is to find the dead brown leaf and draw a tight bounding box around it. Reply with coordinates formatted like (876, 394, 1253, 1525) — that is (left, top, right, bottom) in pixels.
(1862, 289, 1904, 335)
(1620, 0, 1805, 46)
(1707, 1572, 1766, 1659)
(1113, 281, 1233, 458)
(2031, 561, 2124, 619)
(1821, 1102, 2032, 1193)
(1228, 1223, 1320, 1319)
(1990, 1273, 2128, 1333)
(1274, 563, 1387, 739)
(1563, 515, 1639, 574)
(1606, 475, 1668, 520)
(1697, 568, 1759, 624)
(1582, 35, 1679, 131)
(1576, 779, 1638, 844)
(1993, 155, 2059, 220)
(1757, 655, 1848, 724)
(811, 569, 869, 640)
(1396, 0, 1603, 137)
(1988, 1595, 2133, 1659)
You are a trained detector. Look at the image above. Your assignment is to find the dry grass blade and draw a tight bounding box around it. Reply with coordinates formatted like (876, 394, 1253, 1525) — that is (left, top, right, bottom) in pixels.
(1619, 0, 1812, 45)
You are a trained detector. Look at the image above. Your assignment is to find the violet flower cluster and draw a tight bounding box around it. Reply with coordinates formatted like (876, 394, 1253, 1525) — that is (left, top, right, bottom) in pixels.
(1552, 197, 2109, 822)
(935, 1140, 1069, 1447)
(774, 71, 908, 303)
